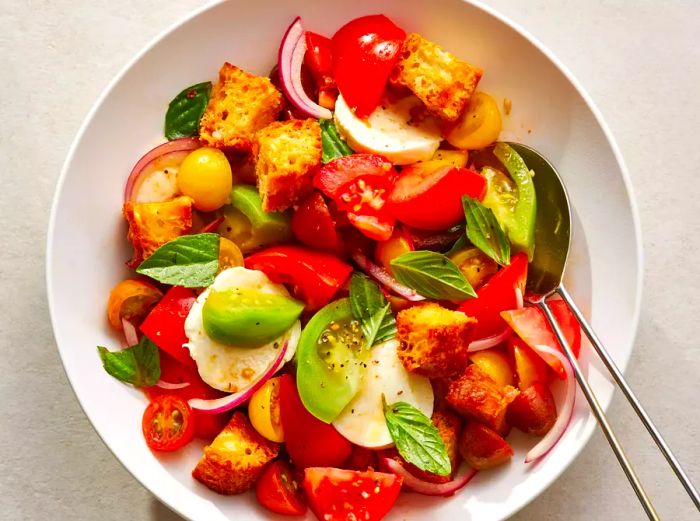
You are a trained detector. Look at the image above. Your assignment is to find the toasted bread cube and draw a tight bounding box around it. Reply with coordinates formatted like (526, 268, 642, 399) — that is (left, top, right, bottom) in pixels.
(458, 421, 513, 470)
(447, 364, 519, 434)
(123, 195, 193, 266)
(391, 33, 483, 122)
(199, 63, 282, 151)
(254, 118, 322, 211)
(192, 412, 279, 495)
(396, 303, 476, 378)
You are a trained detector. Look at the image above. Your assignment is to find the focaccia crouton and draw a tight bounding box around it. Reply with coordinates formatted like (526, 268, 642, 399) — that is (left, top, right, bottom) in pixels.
(447, 365, 519, 434)
(123, 195, 193, 266)
(458, 421, 514, 470)
(199, 63, 282, 151)
(391, 33, 483, 121)
(192, 412, 279, 495)
(253, 118, 322, 211)
(396, 303, 476, 378)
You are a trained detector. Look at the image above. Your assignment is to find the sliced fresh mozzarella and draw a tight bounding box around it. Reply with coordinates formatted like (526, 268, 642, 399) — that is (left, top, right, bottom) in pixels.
(332, 339, 433, 448)
(184, 267, 299, 392)
(334, 94, 442, 165)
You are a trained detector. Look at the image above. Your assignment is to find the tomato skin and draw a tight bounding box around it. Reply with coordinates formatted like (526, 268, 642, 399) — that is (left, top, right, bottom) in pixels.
(142, 395, 195, 451)
(389, 165, 487, 230)
(291, 192, 341, 253)
(256, 460, 307, 516)
(245, 246, 353, 310)
(314, 154, 396, 200)
(144, 351, 230, 440)
(107, 279, 162, 330)
(374, 227, 414, 273)
(140, 286, 196, 367)
(458, 252, 528, 339)
(500, 300, 581, 378)
(303, 467, 403, 521)
(278, 375, 352, 469)
(305, 32, 335, 89)
(332, 15, 406, 117)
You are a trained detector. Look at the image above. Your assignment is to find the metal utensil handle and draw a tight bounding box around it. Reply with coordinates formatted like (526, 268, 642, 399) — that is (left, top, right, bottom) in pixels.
(558, 285, 700, 511)
(536, 301, 660, 520)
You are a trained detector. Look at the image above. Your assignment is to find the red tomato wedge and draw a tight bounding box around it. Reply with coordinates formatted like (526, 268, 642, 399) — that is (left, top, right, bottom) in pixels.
(145, 352, 229, 440)
(291, 192, 341, 252)
(140, 286, 196, 367)
(256, 460, 307, 516)
(142, 395, 194, 451)
(314, 154, 397, 241)
(458, 253, 528, 338)
(389, 166, 488, 230)
(303, 467, 403, 521)
(332, 15, 406, 117)
(245, 246, 352, 310)
(501, 300, 581, 379)
(278, 375, 352, 469)
(305, 31, 336, 103)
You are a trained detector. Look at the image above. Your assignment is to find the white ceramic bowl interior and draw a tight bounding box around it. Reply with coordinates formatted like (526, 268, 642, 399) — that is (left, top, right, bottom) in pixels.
(47, 0, 642, 519)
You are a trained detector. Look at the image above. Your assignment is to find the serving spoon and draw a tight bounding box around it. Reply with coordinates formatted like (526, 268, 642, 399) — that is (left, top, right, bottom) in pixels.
(508, 142, 700, 520)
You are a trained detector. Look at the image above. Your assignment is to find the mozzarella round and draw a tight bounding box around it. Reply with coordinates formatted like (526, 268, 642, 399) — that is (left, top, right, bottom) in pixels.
(332, 339, 434, 448)
(334, 94, 442, 165)
(184, 267, 299, 392)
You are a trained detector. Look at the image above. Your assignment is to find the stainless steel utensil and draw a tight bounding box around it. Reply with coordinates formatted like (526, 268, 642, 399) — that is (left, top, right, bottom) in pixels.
(508, 142, 700, 520)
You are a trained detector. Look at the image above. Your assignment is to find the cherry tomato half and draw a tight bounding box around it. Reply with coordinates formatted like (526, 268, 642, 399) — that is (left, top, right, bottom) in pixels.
(291, 192, 341, 253)
(332, 15, 406, 117)
(142, 394, 195, 451)
(256, 460, 307, 516)
(389, 164, 487, 230)
(107, 279, 162, 330)
(303, 467, 403, 521)
(305, 31, 335, 94)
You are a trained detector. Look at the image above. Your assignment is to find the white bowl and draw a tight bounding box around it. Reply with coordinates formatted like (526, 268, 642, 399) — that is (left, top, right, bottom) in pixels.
(46, 0, 642, 519)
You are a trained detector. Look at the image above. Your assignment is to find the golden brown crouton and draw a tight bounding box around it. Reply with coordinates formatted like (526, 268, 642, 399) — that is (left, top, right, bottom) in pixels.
(123, 195, 193, 266)
(253, 118, 322, 211)
(447, 364, 519, 434)
(192, 412, 279, 495)
(199, 63, 282, 152)
(396, 303, 476, 378)
(458, 421, 513, 470)
(391, 33, 483, 121)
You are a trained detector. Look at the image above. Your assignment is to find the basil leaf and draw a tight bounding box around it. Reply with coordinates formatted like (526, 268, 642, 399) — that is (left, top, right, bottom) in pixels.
(320, 119, 353, 163)
(462, 196, 511, 266)
(164, 81, 212, 140)
(97, 337, 160, 387)
(136, 233, 220, 288)
(444, 234, 468, 257)
(390, 250, 476, 301)
(384, 400, 451, 476)
(349, 273, 396, 347)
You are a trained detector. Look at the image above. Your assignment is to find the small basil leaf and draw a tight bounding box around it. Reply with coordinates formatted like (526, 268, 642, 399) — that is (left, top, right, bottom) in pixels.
(136, 233, 220, 288)
(164, 82, 212, 140)
(384, 400, 451, 476)
(462, 196, 511, 266)
(320, 119, 353, 163)
(444, 234, 468, 257)
(97, 337, 160, 387)
(349, 273, 396, 347)
(390, 250, 476, 302)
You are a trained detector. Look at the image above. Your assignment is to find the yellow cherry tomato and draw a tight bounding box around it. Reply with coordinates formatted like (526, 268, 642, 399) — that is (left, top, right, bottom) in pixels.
(107, 279, 162, 329)
(419, 149, 469, 169)
(469, 349, 514, 388)
(218, 237, 244, 271)
(177, 147, 233, 212)
(375, 229, 414, 275)
(248, 376, 284, 442)
(449, 247, 499, 289)
(445, 92, 502, 150)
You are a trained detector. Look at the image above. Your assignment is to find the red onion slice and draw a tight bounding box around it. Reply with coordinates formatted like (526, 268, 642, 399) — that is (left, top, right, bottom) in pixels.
(515, 286, 524, 309)
(200, 216, 225, 234)
(351, 251, 425, 301)
(278, 17, 332, 119)
(381, 458, 478, 497)
(525, 344, 576, 463)
(188, 340, 288, 414)
(124, 137, 200, 202)
(155, 380, 191, 390)
(121, 318, 139, 347)
(468, 327, 512, 352)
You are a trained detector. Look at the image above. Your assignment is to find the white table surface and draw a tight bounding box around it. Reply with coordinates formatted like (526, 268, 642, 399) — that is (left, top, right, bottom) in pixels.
(1, 0, 698, 519)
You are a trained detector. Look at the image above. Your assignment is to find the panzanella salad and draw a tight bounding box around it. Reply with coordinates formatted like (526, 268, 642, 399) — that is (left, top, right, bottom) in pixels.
(100, 14, 582, 520)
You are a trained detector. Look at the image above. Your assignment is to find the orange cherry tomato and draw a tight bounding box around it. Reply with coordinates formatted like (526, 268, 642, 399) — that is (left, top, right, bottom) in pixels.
(107, 279, 162, 329)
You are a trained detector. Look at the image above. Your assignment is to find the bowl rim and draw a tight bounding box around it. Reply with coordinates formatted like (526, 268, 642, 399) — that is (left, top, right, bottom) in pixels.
(46, 0, 644, 519)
